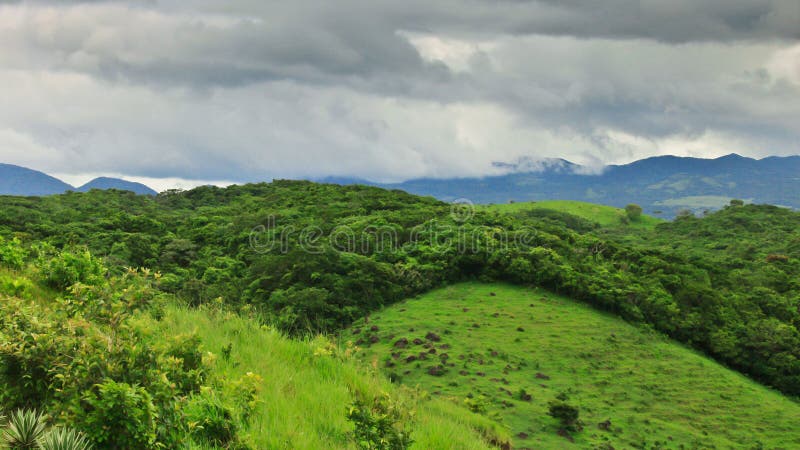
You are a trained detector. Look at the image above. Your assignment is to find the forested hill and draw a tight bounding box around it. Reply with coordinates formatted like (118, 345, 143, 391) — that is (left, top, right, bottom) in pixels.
(0, 181, 799, 398)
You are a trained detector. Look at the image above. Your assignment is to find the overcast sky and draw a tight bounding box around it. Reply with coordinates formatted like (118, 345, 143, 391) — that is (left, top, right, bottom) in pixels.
(1, 0, 799, 190)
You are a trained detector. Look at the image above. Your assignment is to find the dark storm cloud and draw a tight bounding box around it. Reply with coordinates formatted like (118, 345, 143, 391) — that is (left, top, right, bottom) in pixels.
(0, 0, 798, 186)
(5, 0, 798, 89)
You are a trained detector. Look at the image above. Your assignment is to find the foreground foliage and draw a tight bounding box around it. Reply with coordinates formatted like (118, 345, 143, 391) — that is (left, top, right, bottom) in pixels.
(0, 253, 501, 448)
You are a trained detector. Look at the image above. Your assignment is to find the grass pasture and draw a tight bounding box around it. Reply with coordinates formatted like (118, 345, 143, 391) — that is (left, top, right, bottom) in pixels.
(481, 200, 663, 229)
(351, 282, 800, 449)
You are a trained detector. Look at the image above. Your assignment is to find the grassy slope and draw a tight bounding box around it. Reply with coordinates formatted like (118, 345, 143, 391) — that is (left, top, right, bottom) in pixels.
(156, 304, 509, 449)
(1, 266, 504, 450)
(352, 282, 800, 449)
(481, 200, 663, 229)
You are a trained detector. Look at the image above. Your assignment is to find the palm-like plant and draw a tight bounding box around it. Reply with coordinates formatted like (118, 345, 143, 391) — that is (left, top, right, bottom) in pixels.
(3, 409, 48, 449)
(36, 427, 93, 450)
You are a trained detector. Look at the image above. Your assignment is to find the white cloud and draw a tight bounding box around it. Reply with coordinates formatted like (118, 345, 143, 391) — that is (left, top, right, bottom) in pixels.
(0, 1, 798, 190)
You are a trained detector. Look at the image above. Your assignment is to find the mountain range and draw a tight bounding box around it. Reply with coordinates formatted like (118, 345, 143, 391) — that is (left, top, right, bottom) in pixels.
(4, 153, 800, 217)
(324, 153, 800, 218)
(0, 164, 157, 196)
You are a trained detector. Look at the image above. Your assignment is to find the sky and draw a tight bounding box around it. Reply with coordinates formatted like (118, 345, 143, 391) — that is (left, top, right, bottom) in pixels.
(0, 0, 799, 191)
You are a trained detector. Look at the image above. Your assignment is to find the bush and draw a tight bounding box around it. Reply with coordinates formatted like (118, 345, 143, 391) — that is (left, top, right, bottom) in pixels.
(347, 394, 413, 450)
(184, 391, 237, 447)
(624, 204, 643, 221)
(77, 380, 157, 449)
(547, 395, 582, 432)
(0, 237, 27, 270)
(463, 395, 488, 414)
(232, 372, 263, 425)
(37, 248, 105, 291)
(0, 274, 34, 299)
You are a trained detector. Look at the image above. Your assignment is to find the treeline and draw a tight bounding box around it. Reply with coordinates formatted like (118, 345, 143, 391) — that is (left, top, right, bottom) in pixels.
(0, 182, 798, 397)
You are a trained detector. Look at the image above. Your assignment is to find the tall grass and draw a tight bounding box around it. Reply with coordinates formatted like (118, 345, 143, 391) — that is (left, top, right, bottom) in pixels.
(155, 304, 506, 449)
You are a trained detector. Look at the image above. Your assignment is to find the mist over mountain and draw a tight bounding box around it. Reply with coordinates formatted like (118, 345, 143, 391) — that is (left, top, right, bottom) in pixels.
(325, 154, 800, 218)
(5, 153, 799, 217)
(0, 164, 156, 196)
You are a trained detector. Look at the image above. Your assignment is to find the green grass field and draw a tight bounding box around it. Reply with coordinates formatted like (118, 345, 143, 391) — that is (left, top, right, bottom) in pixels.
(351, 283, 800, 449)
(481, 200, 663, 229)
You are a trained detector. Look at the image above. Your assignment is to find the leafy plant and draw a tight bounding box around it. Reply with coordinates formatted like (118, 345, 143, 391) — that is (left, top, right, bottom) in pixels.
(37, 427, 93, 450)
(37, 247, 105, 291)
(184, 391, 237, 447)
(346, 394, 413, 450)
(0, 237, 27, 270)
(463, 395, 488, 414)
(3, 409, 48, 449)
(77, 380, 157, 449)
(0, 274, 34, 298)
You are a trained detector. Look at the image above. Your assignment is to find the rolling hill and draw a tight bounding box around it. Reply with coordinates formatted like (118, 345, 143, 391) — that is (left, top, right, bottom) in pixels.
(2, 181, 800, 448)
(351, 282, 800, 449)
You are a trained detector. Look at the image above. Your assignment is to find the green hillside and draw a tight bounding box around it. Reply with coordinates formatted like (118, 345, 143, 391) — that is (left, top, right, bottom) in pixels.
(2, 183, 800, 449)
(156, 304, 510, 449)
(352, 282, 800, 449)
(0, 264, 505, 449)
(481, 200, 663, 229)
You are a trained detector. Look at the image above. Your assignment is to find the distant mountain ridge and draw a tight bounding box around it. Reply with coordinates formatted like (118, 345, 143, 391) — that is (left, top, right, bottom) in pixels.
(0, 164, 157, 196)
(0, 163, 73, 196)
(5, 154, 800, 216)
(76, 177, 157, 195)
(322, 153, 800, 218)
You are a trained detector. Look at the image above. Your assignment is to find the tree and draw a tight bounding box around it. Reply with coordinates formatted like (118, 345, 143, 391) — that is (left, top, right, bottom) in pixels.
(730, 199, 745, 207)
(624, 204, 643, 221)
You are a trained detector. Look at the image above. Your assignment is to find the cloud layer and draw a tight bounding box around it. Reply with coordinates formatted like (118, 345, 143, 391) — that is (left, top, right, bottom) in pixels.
(0, 0, 798, 187)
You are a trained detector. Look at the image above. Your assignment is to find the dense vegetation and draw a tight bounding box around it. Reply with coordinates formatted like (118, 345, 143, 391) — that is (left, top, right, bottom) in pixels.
(0, 182, 799, 445)
(353, 283, 800, 448)
(0, 246, 502, 448)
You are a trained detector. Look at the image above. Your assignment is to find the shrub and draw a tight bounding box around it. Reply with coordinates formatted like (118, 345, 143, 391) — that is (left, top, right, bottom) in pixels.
(347, 394, 413, 450)
(184, 391, 237, 447)
(624, 204, 643, 221)
(463, 395, 488, 414)
(37, 248, 106, 291)
(547, 396, 582, 432)
(159, 334, 206, 394)
(0, 298, 66, 408)
(232, 372, 263, 425)
(0, 274, 34, 299)
(0, 237, 27, 270)
(77, 380, 157, 449)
